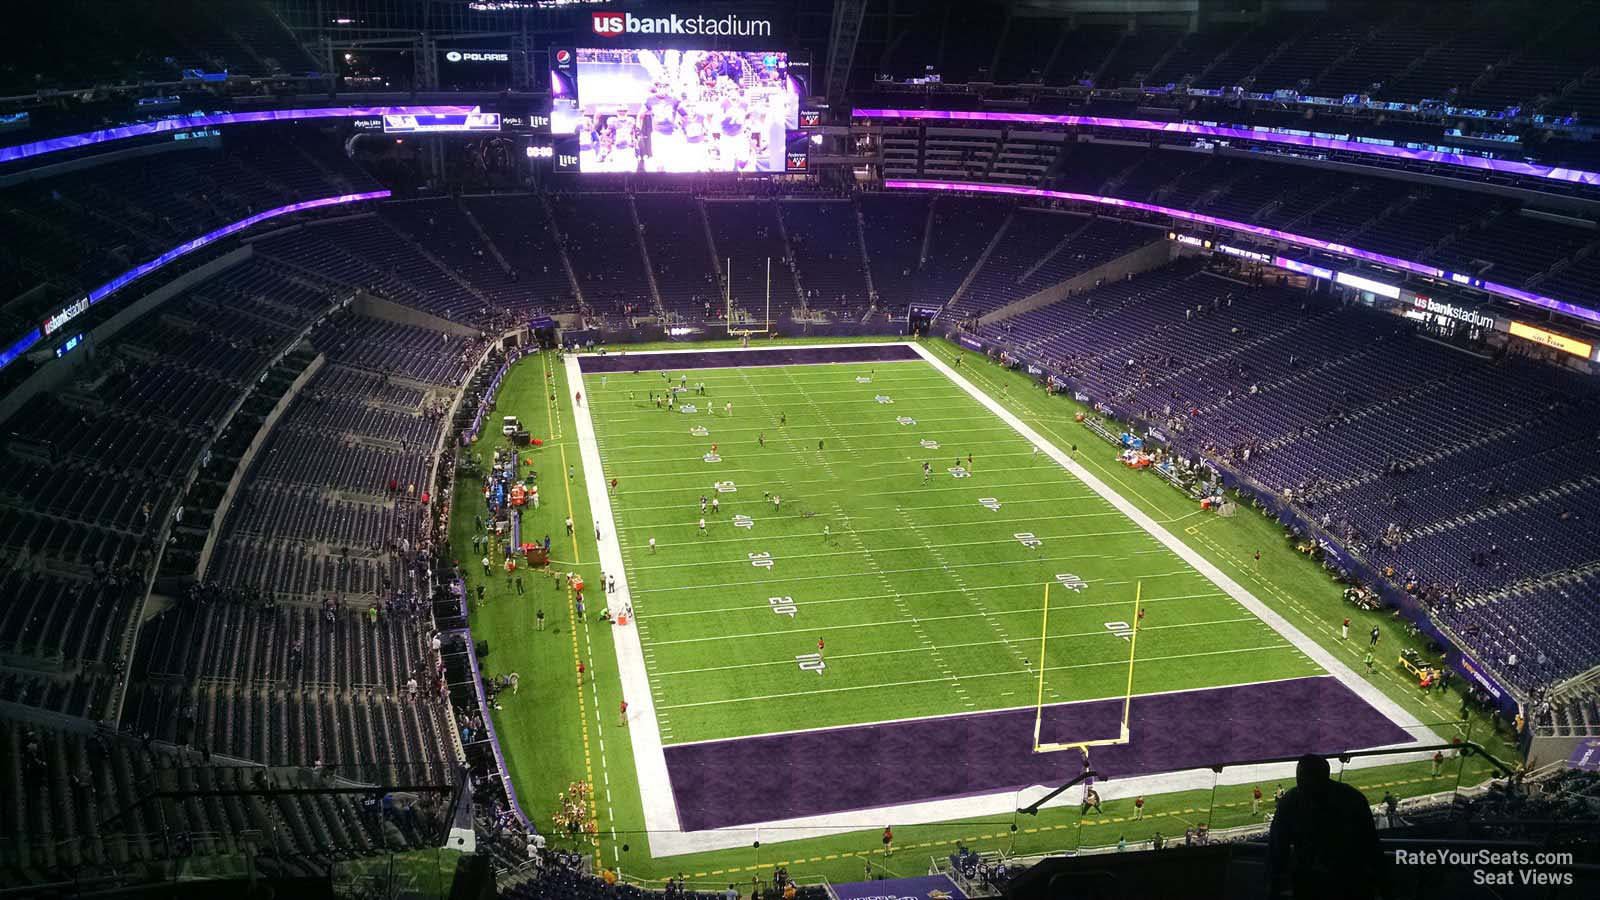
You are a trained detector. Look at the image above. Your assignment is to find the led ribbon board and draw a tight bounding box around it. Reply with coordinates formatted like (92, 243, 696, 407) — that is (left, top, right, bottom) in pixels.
(882, 179, 1600, 328)
(855, 108, 1600, 188)
(0, 107, 483, 165)
(0, 190, 391, 372)
(382, 110, 502, 134)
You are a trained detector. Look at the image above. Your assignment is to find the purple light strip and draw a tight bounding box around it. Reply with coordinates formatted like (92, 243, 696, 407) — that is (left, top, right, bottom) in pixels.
(0, 189, 390, 372)
(884, 178, 1600, 327)
(0, 106, 479, 165)
(856, 108, 1600, 188)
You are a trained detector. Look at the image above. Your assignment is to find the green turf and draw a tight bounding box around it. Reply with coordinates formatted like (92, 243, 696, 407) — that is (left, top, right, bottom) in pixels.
(457, 338, 1518, 886)
(589, 355, 1319, 744)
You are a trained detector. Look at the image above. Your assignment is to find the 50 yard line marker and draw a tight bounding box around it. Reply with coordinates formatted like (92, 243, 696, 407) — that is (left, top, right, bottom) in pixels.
(1032, 580, 1141, 754)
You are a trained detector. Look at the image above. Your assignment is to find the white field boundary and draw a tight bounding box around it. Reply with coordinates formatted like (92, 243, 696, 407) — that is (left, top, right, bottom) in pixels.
(569, 343, 1441, 857)
(567, 353, 682, 850)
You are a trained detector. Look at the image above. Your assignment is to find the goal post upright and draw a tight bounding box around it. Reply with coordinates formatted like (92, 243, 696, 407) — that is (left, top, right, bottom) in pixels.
(1118, 580, 1143, 743)
(1031, 580, 1141, 754)
(1031, 581, 1051, 752)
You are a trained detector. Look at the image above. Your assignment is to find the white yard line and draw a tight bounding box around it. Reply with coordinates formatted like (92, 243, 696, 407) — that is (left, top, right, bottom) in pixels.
(641, 586, 1227, 620)
(651, 615, 1264, 673)
(656, 642, 1298, 711)
(621, 528, 1148, 571)
(616, 507, 1120, 536)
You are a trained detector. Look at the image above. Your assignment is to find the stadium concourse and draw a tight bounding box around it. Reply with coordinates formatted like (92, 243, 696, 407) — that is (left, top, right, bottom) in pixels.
(3, 0, 1600, 898)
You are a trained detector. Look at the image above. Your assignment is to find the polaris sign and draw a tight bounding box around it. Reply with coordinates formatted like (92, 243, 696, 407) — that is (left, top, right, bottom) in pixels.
(591, 11, 773, 38)
(444, 50, 510, 63)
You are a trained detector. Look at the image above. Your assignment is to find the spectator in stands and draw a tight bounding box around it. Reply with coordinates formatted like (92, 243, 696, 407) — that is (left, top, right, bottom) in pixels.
(1267, 754, 1382, 900)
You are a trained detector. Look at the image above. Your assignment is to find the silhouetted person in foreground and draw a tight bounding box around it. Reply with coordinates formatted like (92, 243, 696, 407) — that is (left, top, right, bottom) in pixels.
(1267, 754, 1383, 900)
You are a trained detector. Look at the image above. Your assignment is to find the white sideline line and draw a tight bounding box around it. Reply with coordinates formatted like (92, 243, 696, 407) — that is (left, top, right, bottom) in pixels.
(567, 354, 683, 848)
(572, 343, 1439, 858)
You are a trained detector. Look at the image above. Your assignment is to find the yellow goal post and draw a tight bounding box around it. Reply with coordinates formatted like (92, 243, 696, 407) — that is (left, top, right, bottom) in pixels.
(1031, 580, 1142, 754)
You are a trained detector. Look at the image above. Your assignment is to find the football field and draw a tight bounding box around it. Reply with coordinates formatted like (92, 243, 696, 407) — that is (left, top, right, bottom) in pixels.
(566, 342, 1428, 847)
(583, 346, 1321, 745)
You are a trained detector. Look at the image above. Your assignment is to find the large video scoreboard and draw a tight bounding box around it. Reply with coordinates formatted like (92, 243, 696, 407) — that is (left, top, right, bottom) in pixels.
(549, 35, 811, 175)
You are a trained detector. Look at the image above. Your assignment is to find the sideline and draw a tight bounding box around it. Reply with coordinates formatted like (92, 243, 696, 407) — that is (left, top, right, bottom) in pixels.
(566, 353, 684, 852)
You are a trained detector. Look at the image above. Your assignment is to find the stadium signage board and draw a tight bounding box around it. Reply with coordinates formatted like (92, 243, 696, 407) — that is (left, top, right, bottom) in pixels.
(1408, 295, 1498, 331)
(1507, 321, 1592, 359)
(1216, 243, 1271, 264)
(41, 296, 89, 337)
(1334, 271, 1402, 300)
(53, 333, 84, 359)
(1271, 257, 1333, 281)
(591, 12, 773, 39)
(443, 50, 511, 63)
(383, 111, 502, 134)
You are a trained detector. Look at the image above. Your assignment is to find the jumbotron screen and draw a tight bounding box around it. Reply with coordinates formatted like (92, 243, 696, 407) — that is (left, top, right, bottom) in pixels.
(560, 47, 798, 174)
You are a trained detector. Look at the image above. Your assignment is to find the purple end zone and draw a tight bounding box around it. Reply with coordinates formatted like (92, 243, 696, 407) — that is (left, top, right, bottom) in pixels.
(576, 343, 921, 374)
(663, 675, 1413, 831)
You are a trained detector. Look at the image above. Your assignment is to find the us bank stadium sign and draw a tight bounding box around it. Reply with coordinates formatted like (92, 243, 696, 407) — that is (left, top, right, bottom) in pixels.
(1410, 295, 1499, 331)
(591, 11, 773, 38)
(42, 296, 89, 337)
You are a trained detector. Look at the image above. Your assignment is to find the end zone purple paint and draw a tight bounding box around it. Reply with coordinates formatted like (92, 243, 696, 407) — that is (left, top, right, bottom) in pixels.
(577, 343, 922, 373)
(663, 675, 1412, 831)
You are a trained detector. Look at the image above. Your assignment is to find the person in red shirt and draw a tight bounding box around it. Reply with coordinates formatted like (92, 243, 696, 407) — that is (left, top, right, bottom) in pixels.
(577, 662, 585, 686)
(1252, 785, 1263, 816)
(881, 826, 893, 857)
(817, 637, 825, 657)
(618, 699, 628, 727)
(575, 390, 583, 407)
(1134, 795, 1145, 820)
